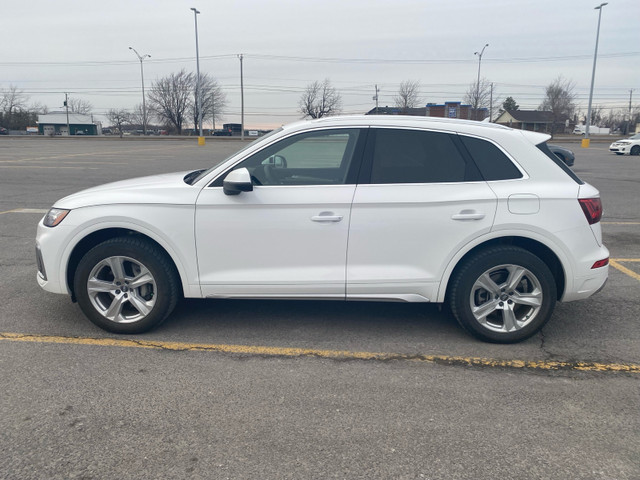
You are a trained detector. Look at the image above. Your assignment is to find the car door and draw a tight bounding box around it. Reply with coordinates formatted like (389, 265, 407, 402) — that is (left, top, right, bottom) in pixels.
(346, 127, 497, 302)
(195, 128, 366, 299)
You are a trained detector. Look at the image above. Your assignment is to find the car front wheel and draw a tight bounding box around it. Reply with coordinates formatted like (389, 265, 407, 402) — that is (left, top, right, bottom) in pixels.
(448, 246, 557, 343)
(631, 145, 640, 156)
(74, 237, 180, 333)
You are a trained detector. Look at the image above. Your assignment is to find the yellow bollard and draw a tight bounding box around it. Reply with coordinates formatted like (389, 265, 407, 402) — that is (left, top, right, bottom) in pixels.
(581, 138, 590, 148)
(198, 136, 205, 146)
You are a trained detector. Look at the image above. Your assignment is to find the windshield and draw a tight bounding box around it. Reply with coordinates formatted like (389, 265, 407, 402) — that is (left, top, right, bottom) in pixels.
(630, 134, 640, 140)
(188, 128, 283, 184)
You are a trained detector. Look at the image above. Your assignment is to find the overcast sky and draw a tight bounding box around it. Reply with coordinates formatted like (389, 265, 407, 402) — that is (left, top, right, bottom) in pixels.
(2, 0, 638, 128)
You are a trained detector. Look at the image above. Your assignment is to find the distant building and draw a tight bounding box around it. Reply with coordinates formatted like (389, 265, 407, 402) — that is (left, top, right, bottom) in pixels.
(494, 109, 571, 134)
(37, 112, 101, 136)
(222, 123, 243, 136)
(366, 102, 487, 120)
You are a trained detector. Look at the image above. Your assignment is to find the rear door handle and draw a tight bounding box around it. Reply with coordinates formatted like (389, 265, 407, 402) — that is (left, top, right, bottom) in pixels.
(451, 210, 485, 221)
(311, 212, 343, 223)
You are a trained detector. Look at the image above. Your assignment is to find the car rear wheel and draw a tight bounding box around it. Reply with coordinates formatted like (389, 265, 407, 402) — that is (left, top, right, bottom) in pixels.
(74, 237, 180, 333)
(448, 246, 557, 343)
(631, 145, 640, 156)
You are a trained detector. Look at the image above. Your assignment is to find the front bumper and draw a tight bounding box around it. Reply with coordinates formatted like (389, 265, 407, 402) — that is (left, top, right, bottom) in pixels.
(609, 144, 630, 154)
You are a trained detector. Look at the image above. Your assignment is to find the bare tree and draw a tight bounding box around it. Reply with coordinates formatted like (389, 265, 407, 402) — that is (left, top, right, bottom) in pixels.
(539, 76, 576, 134)
(464, 78, 496, 121)
(107, 109, 130, 138)
(129, 103, 152, 131)
(148, 69, 194, 134)
(0, 85, 33, 129)
(589, 104, 604, 125)
(299, 79, 342, 119)
(394, 80, 421, 112)
(191, 73, 227, 131)
(1, 85, 27, 115)
(67, 98, 93, 115)
(29, 101, 49, 115)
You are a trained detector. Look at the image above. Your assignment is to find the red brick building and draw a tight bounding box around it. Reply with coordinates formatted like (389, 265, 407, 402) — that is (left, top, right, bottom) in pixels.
(366, 102, 488, 120)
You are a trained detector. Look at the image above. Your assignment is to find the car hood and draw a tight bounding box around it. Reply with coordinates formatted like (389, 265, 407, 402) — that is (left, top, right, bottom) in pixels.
(54, 171, 202, 210)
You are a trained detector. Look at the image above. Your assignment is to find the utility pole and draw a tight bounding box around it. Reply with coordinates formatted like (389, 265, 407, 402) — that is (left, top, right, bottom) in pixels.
(627, 89, 634, 135)
(190, 7, 203, 142)
(212, 93, 215, 131)
(373, 85, 379, 114)
(65, 93, 70, 135)
(238, 54, 244, 140)
(489, 83, 493, 121)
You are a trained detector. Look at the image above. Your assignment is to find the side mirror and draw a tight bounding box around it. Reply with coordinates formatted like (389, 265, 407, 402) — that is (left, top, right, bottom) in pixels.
(223, 168, 253, 196)
(262, 154, 287, 168)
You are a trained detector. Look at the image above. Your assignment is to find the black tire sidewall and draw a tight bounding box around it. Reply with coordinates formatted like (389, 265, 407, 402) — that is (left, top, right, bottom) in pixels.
(74, 237, 178, 334)
(449, 246, 557, 343)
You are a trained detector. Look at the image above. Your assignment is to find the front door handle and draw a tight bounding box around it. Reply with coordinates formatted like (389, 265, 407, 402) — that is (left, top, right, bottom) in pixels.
(451, 210, 486, 221)
(311, 212, 343, 223)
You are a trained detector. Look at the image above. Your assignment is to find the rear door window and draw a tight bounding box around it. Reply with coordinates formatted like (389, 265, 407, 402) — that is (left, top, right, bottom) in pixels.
(365, 128, 481, 184)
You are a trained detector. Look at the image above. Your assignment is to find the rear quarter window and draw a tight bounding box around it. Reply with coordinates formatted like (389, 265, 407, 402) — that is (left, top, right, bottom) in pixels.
(459, 135, 523, 181)
(536, 142, 584, 185)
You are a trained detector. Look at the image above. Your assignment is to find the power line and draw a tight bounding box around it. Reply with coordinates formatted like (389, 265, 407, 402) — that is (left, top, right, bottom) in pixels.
(1, 52, 638, 67)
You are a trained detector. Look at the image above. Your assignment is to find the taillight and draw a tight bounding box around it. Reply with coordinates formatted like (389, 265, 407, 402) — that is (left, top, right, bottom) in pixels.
(579, 198, 602, 225)
(591, 258, 609, 269)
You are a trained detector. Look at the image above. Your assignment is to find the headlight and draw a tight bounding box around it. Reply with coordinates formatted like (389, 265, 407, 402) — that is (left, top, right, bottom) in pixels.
(43, 208, 70, 227)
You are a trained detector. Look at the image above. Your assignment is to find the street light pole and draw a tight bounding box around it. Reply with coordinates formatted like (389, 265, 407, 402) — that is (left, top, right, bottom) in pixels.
(191, 7, 203, 141)
(474, 43, 489, 121)
(238, 54, 244, 141)
(584, 2, 607, 146)
(129, 46, 151, 135)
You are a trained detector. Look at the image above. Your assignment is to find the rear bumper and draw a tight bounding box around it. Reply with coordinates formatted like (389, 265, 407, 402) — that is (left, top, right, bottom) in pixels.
(561, 258, 609, 303)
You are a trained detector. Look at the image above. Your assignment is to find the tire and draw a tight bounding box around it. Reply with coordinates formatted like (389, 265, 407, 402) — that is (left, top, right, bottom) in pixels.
(631, 145, 640, 156)
(74, 237, 180, 334)
(448, 246, 557, 343)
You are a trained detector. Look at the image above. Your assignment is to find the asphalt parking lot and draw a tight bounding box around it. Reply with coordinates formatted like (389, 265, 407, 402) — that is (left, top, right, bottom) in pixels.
(1, 136, 639, 479)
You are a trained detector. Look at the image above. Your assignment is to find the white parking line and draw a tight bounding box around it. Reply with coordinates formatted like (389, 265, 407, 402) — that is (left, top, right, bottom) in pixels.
(0, 208, 48, 215)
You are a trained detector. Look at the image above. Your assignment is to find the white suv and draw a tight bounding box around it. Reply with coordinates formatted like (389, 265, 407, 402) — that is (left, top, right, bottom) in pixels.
(36, 115, 609, 343)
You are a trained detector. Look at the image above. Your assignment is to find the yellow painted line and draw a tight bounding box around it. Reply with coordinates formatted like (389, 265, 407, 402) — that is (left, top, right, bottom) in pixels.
(611, 258, 640, 262)
(610, 260, 640, 282)
(1, 332, 638, 373)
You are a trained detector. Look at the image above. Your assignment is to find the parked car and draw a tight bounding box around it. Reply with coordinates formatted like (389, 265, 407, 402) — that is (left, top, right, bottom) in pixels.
(36, 115, 609, 343)
(213, 129, 232, 136)
(0, 126, 8, 135)
(548, 144, 575, 167)
(609, 133, 640, 156)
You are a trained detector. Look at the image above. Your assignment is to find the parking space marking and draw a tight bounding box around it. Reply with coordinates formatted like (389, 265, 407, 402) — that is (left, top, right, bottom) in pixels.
(602, 221, 640, 225)
(0, 145, 188, 164)
(0, 165, 99, 169)
(1, 332, 639, 373)
(0, 208, 48, 215)
(610, 258, 640, 282)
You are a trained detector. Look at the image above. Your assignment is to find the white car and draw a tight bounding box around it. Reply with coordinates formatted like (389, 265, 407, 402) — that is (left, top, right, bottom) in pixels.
(609, 133, 640, 156)
(36, 115, 609, 343)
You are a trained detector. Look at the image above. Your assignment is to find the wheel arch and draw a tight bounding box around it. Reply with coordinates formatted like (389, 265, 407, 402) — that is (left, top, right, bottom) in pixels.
(66, 228, 186, 301)
(439, 236, 566, 303)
